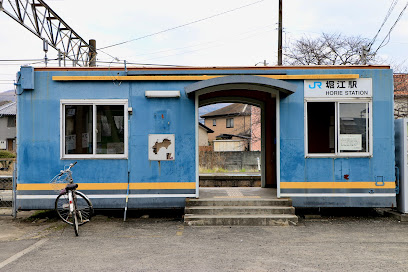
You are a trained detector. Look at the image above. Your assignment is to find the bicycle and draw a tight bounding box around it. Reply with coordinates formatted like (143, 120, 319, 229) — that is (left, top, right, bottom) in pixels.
(50, 162, 93, 236)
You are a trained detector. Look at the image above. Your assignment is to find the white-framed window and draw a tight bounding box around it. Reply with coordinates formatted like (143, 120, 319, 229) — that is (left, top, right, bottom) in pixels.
(226, 118, 234, 128)
(305, 99, 372, 157)
(61, 99, 128, 159)
(213, 119, 216, 126)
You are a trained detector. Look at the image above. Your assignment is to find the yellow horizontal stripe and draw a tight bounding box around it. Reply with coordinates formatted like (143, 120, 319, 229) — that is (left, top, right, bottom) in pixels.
(18, 182, 196, 191)
(280, 182, 395, 189)
(52, 74, 359, 81)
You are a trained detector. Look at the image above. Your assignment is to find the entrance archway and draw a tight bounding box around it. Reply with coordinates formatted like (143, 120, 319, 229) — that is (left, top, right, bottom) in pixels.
(186, 75, 297, 190)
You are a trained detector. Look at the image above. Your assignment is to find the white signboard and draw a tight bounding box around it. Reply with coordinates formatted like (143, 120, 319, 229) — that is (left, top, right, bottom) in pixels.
(0, 140, 6, 150)
(339, 134, 362, 151)
(148, 134, 175, 161)
(304, 78, 372, 98)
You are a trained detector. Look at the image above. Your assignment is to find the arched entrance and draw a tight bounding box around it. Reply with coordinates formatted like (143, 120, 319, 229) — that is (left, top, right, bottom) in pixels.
(186, 75, 296, 191)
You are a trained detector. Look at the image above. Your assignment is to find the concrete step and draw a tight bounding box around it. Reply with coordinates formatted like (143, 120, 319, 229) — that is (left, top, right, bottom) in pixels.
(186, 198, 292, 207)
(184, 214, 298, 226)
(185, 206, 295, 215)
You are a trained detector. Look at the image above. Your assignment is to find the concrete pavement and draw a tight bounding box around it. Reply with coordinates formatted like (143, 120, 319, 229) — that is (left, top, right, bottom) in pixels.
(0, 209, 408, 271)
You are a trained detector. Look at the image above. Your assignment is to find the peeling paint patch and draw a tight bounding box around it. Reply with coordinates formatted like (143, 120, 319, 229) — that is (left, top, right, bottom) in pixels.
(148, 134, 175, 161)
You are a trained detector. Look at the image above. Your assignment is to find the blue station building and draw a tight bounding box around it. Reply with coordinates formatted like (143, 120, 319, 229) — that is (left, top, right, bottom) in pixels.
(15, 65, 396, 209)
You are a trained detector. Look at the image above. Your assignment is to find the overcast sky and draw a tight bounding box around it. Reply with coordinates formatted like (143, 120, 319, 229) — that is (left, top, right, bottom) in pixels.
(0, 0, 407, 92)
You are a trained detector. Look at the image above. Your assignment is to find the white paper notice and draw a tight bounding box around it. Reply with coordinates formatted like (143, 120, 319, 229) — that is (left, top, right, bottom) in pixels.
(339, 134, 362, 151)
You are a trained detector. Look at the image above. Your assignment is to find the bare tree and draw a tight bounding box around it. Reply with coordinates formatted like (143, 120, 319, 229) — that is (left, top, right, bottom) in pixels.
(284, 33, 378, 65)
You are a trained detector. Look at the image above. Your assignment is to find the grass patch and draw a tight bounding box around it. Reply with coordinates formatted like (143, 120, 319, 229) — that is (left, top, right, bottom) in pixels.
(23, 210, 59, 222)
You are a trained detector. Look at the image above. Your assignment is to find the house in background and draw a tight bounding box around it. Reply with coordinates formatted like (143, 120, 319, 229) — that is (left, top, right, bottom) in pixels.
(0, 101, 17, 152)
(200, 103, 261, 151)
(394, 73, 408, 118)
(198, 123, 214, 147)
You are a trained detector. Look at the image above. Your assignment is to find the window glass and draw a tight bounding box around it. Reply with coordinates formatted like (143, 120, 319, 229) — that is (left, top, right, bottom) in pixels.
(65, 105, 93, 154)
(307, 102, 335, 153)
(96, 105, 125, 154)
(339, 103, 368, 153)
(226, 118, 234, 128)
(306, 101, 370, 156)
(213, 119, 216, 126)
(7, 116, 16, 127)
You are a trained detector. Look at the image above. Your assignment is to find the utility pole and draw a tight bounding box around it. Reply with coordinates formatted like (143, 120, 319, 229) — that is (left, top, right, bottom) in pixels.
(278, 0, 283, 66)
(89, 39, 97, 67)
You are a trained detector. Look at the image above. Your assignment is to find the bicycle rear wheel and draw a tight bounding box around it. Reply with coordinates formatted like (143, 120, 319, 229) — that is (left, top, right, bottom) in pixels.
(55, 191, 93, 225)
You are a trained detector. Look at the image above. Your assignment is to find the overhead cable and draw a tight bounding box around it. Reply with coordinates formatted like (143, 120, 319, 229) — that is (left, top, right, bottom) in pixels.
(374, 1, 408, 54)
(97, 0, 265, 51)
(368, 0, 399, 49)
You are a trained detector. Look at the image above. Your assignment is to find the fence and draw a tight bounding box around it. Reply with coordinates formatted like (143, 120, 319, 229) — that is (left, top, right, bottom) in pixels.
(0, 159, 16, 217)
(199, 151, 261, 171)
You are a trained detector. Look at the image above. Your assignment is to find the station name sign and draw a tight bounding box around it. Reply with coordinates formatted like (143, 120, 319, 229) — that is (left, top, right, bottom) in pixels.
(304, 78, 372, 98)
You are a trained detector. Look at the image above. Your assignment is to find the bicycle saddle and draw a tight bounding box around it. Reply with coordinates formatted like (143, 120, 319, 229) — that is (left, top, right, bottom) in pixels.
(65, 183, 78, 191)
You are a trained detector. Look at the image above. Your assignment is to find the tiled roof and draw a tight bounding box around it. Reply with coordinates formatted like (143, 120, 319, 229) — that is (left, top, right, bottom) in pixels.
(200, 103, 251, 118)
(0, 101, 16, 116)
(394, 73, 408, 97)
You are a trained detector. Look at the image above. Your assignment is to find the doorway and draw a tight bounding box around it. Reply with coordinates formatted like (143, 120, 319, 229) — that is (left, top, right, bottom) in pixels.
(186, 75, 296, 196)
(198, 92, 277, 188)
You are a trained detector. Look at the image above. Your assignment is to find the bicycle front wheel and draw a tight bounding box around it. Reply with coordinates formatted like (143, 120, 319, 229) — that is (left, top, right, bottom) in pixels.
(73, 207, 79, 236)
(55, 191, 93, 226)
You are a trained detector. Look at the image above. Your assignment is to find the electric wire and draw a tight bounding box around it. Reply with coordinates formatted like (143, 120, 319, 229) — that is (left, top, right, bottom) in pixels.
(0, 59, 47, 62)
(374, 1, 408, 54)
(95, 23, 275, 66)
(97, 0, 265, 51)
(129, 23, 275, 59)
(94, 60, 191, 67)
(137, 26, 276, 62)
(368, 0, 399, 49)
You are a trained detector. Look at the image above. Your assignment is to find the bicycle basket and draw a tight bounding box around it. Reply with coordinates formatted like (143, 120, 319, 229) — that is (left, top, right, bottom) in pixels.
(49, 173, 69, 194)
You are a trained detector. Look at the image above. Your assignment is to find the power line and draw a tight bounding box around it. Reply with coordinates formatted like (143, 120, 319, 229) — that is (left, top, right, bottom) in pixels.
(368, 0, 399, 49)
(94, 60, 191, 67)
(129, 24, 275, 59)
(97, 0, 265, 51)
(137, 26, 276, 62)
(0, 59, 46, 62)
(374, 1, 408, 54)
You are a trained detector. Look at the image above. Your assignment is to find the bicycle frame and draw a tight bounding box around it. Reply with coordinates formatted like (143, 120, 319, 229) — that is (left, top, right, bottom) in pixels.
(68, 190, 75, 215)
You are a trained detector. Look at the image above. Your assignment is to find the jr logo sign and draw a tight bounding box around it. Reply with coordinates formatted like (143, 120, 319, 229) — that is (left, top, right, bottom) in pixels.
(308, 82, 322, 89)
(304, 78, 372, 98)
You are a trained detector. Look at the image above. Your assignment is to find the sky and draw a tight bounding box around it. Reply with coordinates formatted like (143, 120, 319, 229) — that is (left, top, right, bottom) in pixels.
(0, 0, 407, 93)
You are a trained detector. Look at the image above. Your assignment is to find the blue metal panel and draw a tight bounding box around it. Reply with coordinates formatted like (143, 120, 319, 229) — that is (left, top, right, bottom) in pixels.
(279, 68, 395, 207)
(292, 196, 396, 207)
(17, 70, 196, 211)
(20, 66, 34, 90)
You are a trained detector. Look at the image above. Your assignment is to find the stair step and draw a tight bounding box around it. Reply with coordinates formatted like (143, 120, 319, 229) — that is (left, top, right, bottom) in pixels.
(184, 214, 299, 226)
(185, 206, 295, 215)
(186, 198, 292, 207)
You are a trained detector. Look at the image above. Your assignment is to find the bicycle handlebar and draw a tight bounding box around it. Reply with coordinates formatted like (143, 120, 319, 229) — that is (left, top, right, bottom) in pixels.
(58, 162, 77, 176)
(68, 161, 77, 170)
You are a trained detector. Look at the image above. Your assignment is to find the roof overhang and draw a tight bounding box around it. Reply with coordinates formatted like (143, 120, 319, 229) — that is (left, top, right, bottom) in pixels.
(185, 75, 297, 98)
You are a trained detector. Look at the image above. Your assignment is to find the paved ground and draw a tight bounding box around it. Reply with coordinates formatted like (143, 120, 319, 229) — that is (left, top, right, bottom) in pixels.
(1, 208, 408, 272)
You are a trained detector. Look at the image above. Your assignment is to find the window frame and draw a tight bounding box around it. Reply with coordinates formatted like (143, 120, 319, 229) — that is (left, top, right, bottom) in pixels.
(226, 118, 234, 128)
(304, 98, 372, 158)
(60, 99, 128, 159)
